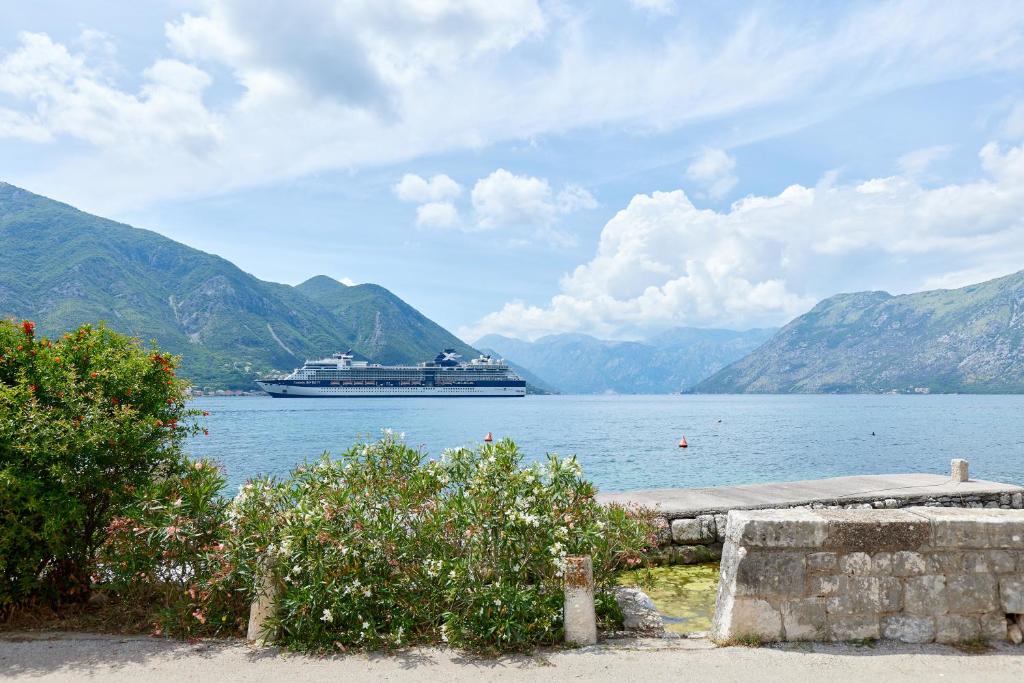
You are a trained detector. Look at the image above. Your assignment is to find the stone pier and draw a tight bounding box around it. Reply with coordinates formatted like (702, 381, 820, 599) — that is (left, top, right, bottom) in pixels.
(711, 507, 1024, 644)
(599, 473, 1024, 566)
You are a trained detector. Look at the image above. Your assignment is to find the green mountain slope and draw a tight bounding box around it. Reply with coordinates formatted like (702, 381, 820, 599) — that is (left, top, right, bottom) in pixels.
(476, 328, 775, 394)
(0, 182, 477, 389)
(295, 276, 477, 363)
(695, 270, 1024, 393)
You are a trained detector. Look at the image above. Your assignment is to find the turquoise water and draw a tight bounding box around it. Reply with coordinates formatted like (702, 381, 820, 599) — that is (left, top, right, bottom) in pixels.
(186, 394, 1024, 492)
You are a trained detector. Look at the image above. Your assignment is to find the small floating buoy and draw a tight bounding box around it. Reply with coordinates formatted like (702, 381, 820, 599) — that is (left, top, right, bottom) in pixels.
(678, 436, 688, 448)
(484, 431, 493, 443)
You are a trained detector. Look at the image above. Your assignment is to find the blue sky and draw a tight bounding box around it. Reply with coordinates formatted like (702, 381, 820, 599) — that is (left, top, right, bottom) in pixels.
(2, 1, 1024, 341)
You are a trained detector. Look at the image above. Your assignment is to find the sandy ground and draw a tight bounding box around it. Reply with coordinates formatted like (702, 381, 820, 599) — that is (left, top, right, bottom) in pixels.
(2, 633, 1024, 682)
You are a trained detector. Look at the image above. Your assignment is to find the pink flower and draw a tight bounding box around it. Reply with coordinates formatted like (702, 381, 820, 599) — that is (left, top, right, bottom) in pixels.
(165, 525, 181, 539)
(192, 609, 206, 624)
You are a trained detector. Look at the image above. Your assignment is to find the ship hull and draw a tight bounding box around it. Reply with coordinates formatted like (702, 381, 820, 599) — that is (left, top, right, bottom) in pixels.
(256, 381, 526, 398)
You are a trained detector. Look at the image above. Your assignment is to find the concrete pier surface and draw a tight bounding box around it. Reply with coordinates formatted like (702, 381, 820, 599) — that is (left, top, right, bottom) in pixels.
(597, 473, 1024, 518)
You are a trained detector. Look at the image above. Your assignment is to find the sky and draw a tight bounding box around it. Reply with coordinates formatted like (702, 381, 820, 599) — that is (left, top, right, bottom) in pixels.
(2, 0, 1024, 342)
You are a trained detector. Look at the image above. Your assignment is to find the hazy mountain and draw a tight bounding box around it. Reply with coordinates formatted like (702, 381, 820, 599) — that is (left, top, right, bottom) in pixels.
(695, 270, 1024, 393)
(475, 328, 776, 394)
(0, 182, 478, 389)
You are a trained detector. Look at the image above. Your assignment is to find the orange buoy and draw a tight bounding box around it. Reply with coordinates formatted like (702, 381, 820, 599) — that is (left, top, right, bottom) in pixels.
(678, 436, 688, 448)
(484, 431, 494, 443)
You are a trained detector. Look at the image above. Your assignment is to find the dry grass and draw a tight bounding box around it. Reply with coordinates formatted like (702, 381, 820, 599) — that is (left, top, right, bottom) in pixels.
(1, 596, 157, 636)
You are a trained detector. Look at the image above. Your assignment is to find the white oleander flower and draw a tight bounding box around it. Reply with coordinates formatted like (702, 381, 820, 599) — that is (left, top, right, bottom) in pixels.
(321, 609, 333, 623)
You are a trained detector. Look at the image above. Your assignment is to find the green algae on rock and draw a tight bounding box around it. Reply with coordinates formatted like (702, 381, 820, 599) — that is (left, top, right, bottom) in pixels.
(617, 563, 720, 634)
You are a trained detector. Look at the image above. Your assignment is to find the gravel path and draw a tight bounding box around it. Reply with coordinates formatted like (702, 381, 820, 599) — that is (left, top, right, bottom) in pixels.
(2, 633, 1023, 682)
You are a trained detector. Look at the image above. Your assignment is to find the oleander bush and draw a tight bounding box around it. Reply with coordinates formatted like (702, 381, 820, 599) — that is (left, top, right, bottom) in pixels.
(228, 434, 657, 652)
(98, 459, 247, 637)
(0, 320, 202, 610)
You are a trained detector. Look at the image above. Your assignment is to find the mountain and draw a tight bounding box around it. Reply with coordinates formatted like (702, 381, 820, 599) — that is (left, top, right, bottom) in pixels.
(0, 182, 477, 389)
(295, 276, 477, 363)
(475, 328, 776, 394)
(474, 346, 560, 395)
(695, 270, 1024, 393)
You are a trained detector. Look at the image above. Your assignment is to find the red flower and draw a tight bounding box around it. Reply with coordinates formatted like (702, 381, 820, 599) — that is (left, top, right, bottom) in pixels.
(21, 320, 35, 337)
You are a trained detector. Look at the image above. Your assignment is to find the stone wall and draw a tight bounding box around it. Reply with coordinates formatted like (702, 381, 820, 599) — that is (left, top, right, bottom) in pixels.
(711, 507, 1024, 644)
(649, 490, 1024, 566)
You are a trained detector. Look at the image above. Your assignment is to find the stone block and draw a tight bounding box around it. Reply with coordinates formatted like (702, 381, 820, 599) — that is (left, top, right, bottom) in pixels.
(614, 587, 663, 634)
(879, 577, 902, 612)
(926, 552, 960, 574)
(882, 615, 935, 644)
(806, 574, 839, 598)
(782, 598, 828, 641)
(727, 509, 828, 549)
(735, 551, 806, 597)
(671, 518, 707, 544)
(960, 551, 989, 573)
(807, 552, 837, 573)
(950, 459, 968, 482)
(945, 574, 998, 614)
(820, 510, 930, 552)
(712, 594, 783, 642)
(828, 613, 880, 641)
(986, 518, 1024, 549)
(1000, 576, 1024, 613)
(673, 544, 721, 564)
(871, 552, 892, 575)
(1012, 492, 1023, 509)
(838, 552, 872, 575)
(891, 551, 927, 576)
(698, 515, 717, 543)
(903, 576, 948, 616)
(934, 615, 981, 644)
(980, 612, 1009, 640)
(917, 507, 1024, 549)
(826, 576, 881, 615)
(714, 514, 727, 542)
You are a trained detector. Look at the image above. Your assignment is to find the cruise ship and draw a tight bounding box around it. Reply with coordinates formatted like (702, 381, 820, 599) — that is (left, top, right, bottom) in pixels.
(255, 350, 526, 398)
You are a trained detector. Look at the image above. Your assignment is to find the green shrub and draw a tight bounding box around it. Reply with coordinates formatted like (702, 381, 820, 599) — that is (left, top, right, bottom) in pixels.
(0, 320, 200, 608)
(98, 459, 247, 637)
(228, 434, 657, 652)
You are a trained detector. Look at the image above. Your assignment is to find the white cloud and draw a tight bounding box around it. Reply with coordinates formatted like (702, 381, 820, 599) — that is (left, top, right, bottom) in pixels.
(628, 0, 676, 14)
(0, 31, 221, 152)
(415, 201, 460, 229)
(462, 141, 1024, 340)
(468, 169, 595, 243)
(472, 169, 557, 231)
(3, 2, 1024, 212)
(556, 184, 599, 213)
(393, 173, 462, 202)
(1002, 101, 1024, 139)
(897, 145, 953, 176)
(685, 148, 738, 200)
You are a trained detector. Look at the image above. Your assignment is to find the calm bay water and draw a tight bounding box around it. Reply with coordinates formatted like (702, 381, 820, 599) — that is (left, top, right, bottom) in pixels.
(186, 394, 1024, 493)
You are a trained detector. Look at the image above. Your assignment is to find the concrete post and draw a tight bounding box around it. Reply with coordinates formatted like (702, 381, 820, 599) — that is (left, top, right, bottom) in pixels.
(951, 458, 969, 483)
(247, 564, 279, 646)
(564, 555, 597, 646)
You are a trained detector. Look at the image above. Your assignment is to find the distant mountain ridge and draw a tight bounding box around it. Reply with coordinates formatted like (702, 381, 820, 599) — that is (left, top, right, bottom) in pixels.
(0, 182, 477, 389)
(476, 328, 776, 394)
(696, 270, 1024, 393)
